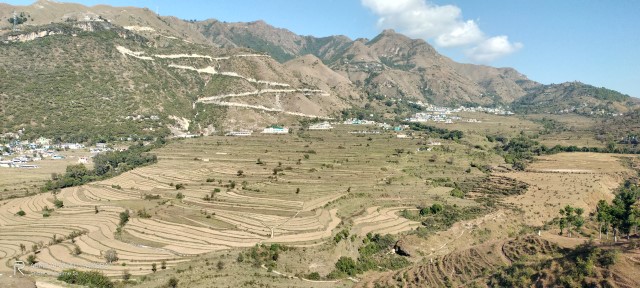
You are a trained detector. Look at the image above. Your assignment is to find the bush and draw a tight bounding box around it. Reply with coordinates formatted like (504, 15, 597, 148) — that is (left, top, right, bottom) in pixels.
(166, 277, 179, 288)
(306, 272, 321, 280)
(54, 199, 64, 208)
(58, 269, 113, 288)
(175, 183, 185, 190)
(122, 269, 131, 281)
(420, 203, 444, 215)
(16, 209, 26, 216)
(450, 188, 465, 198)
(334, 229, 349, 243)
(118, 210, 130, 226)
(137, 208, 151, 218)
(104, 249, 118, 263)
(598, 249, 619, 268)
(334, 257, 358, 276)
(26, 254, 37, 265)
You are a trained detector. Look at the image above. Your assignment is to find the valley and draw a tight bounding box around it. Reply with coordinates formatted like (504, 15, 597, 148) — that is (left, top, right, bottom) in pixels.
(1, 1, 639, 287)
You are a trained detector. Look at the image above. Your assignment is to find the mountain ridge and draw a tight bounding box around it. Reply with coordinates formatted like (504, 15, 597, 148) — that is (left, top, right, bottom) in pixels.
(0, 1, 636, 141)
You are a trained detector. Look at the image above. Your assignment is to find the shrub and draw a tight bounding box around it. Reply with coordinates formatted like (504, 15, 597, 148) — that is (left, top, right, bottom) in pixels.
(598, 249, 619, 268)
(334, 257, 357, 276)
(54, 199, 64, 208)
(137, 208, 151, 218)
(152, 263, 157, 272)
(104, 249, 118, 263)
(334, 229, 349, 243)
(306, 272, 321, 280)
(166, 277, 179, 288)
(175, 183, 185, 190)
(122, 269, 131, 281)
(420, 203, 444, 216)
(26, 254, 37, 265)
(161, 260, 167, 270)
(118, 210, 130, 226)
(58, 269, 113, 288)
(450, 188, 465, 198)
(144, 194, 161, 200)
(16, 209, 26, 216)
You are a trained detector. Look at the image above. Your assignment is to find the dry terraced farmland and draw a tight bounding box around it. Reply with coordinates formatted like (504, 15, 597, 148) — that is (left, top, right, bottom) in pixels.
(1, 126, 487, 280)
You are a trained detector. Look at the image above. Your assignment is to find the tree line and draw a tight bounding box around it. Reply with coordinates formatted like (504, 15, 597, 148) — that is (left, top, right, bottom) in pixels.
(494, 134, 640, 171)
(42, 140, 163, 192)
(406, 122, 464, 140)
(595, 182, 640, 242)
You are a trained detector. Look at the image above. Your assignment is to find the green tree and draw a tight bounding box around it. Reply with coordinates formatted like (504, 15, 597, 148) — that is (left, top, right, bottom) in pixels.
(559, 205, 584, 238)
(596, 200, 612, 240)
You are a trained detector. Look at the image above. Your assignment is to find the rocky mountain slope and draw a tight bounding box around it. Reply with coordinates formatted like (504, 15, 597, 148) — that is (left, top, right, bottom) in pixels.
(0, 0, 636, 141)
(0, 20, 349, 141)
(511, 81, 637, 115)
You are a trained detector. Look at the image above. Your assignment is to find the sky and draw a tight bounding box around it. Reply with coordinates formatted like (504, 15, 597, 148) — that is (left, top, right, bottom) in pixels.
(6, 0, 640, 97)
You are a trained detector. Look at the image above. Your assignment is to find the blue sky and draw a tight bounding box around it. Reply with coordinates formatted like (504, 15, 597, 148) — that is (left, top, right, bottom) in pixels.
(7, 0, 640, 97)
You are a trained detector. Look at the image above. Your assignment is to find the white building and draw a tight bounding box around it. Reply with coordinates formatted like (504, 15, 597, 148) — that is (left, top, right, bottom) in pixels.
(308, 122, 334, 130)
(225, 131, 253, 136)
(261, 127, 289, 134)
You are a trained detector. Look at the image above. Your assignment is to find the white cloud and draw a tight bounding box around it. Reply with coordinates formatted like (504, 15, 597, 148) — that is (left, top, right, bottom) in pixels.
(466, 36, 523, 63)
(361, 0, 522, 62)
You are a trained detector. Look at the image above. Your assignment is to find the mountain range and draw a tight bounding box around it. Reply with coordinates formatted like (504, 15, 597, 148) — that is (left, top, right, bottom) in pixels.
(0, 0, 635, 141)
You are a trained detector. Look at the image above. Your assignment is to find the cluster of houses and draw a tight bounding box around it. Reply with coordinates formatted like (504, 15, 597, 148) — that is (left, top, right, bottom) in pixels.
(409, 101, 514, 115)
(407, 112, 459, 124)
(0, 136, 115, 169)
(404, 102, 517, 124)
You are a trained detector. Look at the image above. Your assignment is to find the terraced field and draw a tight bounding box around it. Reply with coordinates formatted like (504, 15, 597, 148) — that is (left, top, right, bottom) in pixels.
(357, 236, 558, 287)
(1, 127, 482, 280)
(352, 206, 421, 236)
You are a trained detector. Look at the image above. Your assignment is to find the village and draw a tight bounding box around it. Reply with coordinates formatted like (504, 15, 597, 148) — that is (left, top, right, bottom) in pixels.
(405, 101, 514, 124)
